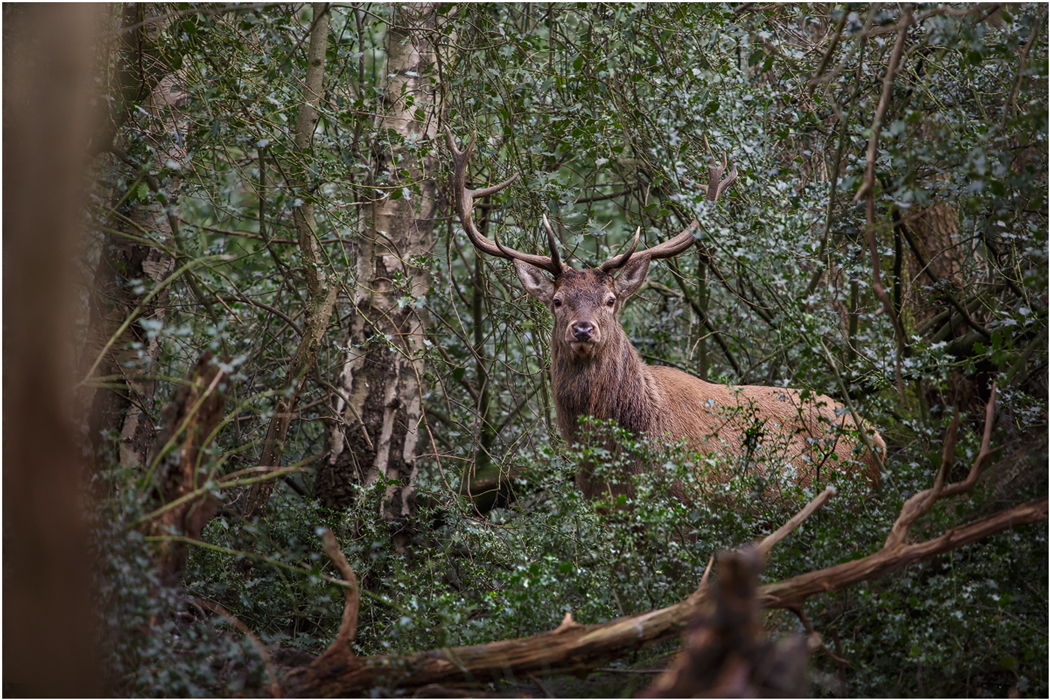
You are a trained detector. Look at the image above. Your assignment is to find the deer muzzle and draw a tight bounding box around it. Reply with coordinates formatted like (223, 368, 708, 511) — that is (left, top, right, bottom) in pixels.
(571, 321, 595, 341)
(566, 320, 601, 358)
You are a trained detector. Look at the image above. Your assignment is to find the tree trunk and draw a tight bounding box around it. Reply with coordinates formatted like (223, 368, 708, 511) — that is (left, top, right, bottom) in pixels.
(83, 4, 186, 474)
(242, 3, 337, 519)
(319, 4, 441, 526)
(3, 4, 104, 695)
(145, 352, 227, 587)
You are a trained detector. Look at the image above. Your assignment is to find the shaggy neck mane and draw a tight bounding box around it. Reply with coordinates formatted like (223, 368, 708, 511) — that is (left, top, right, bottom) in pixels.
(550, 324, 659, 442)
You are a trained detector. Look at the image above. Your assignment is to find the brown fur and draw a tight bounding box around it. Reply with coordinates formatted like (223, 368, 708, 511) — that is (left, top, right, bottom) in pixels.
(515, 260, 885, 501)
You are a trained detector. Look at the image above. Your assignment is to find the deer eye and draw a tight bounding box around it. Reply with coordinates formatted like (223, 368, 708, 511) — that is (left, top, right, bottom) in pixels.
(606, 297, 616, 307)
(553, 298, 562, 308)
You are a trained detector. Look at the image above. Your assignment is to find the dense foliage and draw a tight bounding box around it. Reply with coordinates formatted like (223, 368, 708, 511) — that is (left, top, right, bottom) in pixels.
(77, 3, 1046, 697)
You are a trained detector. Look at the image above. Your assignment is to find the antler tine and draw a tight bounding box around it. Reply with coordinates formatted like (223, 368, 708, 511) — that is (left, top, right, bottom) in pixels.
(700, 150, 738, 202)
(540, 214, 563, 274)
(492, 227, 514, 257)
(599, 151, 735, 269)
(494, 224, 564, 277)
(633, 220, 700, 261)
(446, 129, 562, 276)
(623, 150, 735, 264)
(599, 227, 641, 273)
(443, 125, 470, 158)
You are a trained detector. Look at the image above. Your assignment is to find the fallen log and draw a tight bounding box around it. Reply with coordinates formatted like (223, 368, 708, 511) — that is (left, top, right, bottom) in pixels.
(276, 386, 1047, 696)
(278, 497, 1044, 696)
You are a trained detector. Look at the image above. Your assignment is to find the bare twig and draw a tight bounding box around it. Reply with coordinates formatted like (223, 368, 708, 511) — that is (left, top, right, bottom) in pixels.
(886, 383, 996, 549)
(790, 606, 850, 666)
(808, 10, 850, 93)
(757, 487, 837, 559)
(1002, 9, 1044, 128)
(854, 6, 913, 399)
(528, 673, 555, 698)
(941, 382, 999, 498)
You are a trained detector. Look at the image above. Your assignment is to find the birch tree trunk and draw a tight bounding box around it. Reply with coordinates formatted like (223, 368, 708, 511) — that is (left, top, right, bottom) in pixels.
(318, 4, 441, 526)
(242, 3, 337, 518)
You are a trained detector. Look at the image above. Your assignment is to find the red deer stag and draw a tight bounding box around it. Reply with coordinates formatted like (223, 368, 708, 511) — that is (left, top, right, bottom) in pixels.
(446, 129, 884, 501)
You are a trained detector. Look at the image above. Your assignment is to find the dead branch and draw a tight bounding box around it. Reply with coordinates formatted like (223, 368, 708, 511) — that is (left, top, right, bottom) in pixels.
(321, 530, 360, 649)
(276, 453, 1047, 697)
(761, 496, 1046, 609)
(279, 572, 713, 697)
(885, 383, 996, 549)
(278, 494, 1047, 697)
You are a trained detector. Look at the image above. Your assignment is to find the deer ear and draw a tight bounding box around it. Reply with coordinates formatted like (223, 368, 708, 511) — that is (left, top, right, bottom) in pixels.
(613, 256, 650, 298)
(514, 260, 555, 304)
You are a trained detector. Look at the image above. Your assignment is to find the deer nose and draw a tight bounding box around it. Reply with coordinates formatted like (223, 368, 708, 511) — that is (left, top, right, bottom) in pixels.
(572, 321, 594, 341)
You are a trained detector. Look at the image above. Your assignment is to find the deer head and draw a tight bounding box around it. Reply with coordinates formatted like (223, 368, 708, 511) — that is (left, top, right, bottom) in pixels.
(445, 128, 737, 361)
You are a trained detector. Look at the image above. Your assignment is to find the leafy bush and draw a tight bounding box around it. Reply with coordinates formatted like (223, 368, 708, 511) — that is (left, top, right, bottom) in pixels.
(91, 467, 270, 697)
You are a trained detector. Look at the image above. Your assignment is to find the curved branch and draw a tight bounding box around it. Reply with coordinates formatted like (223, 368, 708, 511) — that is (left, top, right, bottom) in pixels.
(279, 486, 1046, 696)
(321, 530, 360, 649)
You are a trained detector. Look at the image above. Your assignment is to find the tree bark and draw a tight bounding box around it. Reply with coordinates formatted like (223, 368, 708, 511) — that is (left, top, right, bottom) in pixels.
(242, 3, 337, 519)
(3, 4, 104, 695)
(144, 352, 227, 587)
(83, 4, 187, 474)
(319, 3, 442, 525)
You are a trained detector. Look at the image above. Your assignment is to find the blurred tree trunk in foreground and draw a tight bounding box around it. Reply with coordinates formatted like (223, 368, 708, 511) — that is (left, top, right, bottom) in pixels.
(3, 4, 104, 695)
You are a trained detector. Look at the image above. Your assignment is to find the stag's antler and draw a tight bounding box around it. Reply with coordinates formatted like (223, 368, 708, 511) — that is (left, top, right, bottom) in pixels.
(445, 128, 562, 276)
(598, 227, 641, 273)
(600, 148, 738, 273)
(446, 127, 737, 277)
(698, 148, 739, 202)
